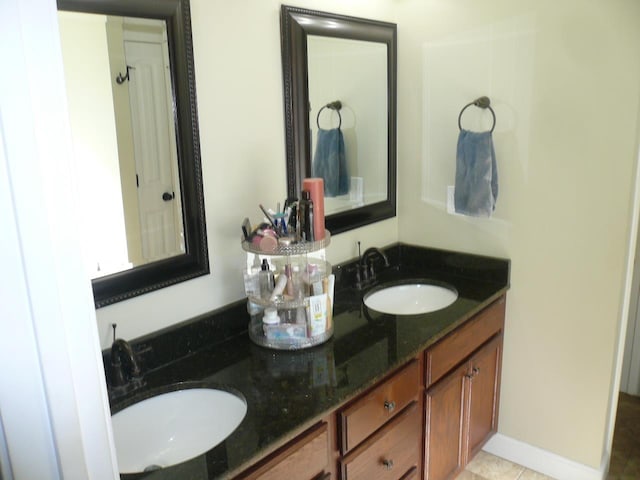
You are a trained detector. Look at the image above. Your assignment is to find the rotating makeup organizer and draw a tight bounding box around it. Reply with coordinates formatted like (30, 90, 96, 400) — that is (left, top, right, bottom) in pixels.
(241, 180, 334, 350)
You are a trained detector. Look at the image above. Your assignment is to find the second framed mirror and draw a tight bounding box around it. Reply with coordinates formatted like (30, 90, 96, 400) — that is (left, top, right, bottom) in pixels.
(280, 5, 397, 235)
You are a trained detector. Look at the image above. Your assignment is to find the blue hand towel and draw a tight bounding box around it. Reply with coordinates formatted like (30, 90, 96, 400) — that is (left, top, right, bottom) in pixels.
(454, 129, 498, 217)
(312, 128, 349, 197)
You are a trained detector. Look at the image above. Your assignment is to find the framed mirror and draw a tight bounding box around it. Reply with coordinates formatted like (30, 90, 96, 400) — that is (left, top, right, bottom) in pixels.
(57, 0, 208, 308)
(280, 6, 397, 234)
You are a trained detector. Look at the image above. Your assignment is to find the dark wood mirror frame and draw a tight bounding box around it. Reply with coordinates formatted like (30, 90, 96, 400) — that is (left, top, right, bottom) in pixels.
(58, 0, 208, 308)
(280, 5, 397, 235)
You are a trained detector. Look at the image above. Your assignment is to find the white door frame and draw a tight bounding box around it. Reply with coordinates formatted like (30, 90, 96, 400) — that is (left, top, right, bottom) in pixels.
(0, 0, 118, 478)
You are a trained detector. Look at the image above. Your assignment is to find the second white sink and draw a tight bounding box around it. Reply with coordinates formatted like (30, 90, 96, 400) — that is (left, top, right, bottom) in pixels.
(364, 282, 458, 315)
(111, 386, 246, 473)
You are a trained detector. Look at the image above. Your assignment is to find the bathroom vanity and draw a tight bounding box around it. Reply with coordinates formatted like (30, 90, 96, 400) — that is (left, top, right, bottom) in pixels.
(106, 244, 509, 480)
(236, 296, 504, 480)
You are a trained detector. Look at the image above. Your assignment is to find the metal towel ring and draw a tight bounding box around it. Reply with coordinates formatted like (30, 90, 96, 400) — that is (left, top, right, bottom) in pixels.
(316, 100, 342, 129)
(458, 96, 496, 133)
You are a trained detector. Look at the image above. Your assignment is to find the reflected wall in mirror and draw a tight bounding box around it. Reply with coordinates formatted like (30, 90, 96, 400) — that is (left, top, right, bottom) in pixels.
(57, 0, 208, 308)
(281, 6, 397, 234)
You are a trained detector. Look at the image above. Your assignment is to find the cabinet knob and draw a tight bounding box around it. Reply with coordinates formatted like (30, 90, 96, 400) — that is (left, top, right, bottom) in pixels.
(384, 400, 396, 412)
(473, 366, 480, 375)
(382, 459, 394, 470)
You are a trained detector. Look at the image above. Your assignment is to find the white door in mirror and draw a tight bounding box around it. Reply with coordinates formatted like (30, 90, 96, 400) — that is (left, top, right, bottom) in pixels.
(111, 388, 246, 473)
(364, 284, 458, 315)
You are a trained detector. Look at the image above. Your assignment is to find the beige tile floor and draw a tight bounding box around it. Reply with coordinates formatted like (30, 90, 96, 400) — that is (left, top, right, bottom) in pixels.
(456, 451, 555, 480)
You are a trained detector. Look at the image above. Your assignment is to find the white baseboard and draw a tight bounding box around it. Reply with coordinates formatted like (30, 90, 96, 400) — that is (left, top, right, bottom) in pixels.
(482, 433, 608, 480)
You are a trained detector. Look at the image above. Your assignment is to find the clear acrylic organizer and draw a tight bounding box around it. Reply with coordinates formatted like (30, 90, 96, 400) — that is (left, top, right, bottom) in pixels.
(241, 232, 333, 350)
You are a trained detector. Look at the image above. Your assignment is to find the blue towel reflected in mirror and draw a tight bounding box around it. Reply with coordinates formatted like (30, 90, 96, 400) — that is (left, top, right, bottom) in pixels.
(454, 129, 498, 217)
(312, 128, 349, 197)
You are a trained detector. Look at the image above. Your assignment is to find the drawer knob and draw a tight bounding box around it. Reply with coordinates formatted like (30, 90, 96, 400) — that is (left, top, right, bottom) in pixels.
(382, 459, 394, 470)
(384, 400, 396, 412)
(466, 367, 481, 379)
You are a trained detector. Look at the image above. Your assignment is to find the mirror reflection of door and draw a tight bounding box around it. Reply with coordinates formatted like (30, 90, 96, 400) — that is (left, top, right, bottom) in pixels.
(116, 18, 184, 263)
(58, 12, 184, 279)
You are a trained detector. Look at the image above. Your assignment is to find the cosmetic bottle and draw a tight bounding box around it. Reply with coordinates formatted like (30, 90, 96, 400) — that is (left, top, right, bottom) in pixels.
(259, 259, 274, 299)
(297, 190, 314, 242)
(285, 264, 295, 297)
(262, 307, 280, 336)
(270, 273, 288, 302)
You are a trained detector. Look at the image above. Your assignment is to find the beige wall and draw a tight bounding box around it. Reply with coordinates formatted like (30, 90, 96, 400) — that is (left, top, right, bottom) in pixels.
(396, 0, 640, 469)
(93, 0, 640, 472)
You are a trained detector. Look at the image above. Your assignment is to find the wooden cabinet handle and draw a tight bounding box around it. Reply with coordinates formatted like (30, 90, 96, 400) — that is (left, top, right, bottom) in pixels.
(384, 400, 396, 412)
(382, 459, 394, 470)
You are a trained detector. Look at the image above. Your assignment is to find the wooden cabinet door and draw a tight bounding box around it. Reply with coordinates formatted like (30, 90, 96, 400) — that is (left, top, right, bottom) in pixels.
(424, 362, 467, 480)
(466, 334, 502, 460)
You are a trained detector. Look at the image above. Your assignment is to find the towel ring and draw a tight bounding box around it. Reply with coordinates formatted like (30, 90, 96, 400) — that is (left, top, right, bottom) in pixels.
(458, 96, 496, 133)
(317, 100, 342, 129)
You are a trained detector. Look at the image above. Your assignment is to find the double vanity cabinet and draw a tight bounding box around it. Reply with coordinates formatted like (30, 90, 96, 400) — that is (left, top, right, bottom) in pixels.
(107, 244, 509, 480)
(235, 296, 505, 480)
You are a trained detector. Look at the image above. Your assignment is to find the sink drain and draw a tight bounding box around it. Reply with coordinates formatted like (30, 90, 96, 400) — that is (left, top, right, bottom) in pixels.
(144, 465, 163, 472)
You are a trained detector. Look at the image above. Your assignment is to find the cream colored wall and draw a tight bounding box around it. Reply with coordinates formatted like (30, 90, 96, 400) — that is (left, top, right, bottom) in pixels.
(95, 0, 398, 347)
(396, 0, 640, 469)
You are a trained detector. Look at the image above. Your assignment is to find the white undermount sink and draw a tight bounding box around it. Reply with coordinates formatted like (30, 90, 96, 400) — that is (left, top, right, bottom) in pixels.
(364, 282, 458, 315)
(111, 387, 247, 473)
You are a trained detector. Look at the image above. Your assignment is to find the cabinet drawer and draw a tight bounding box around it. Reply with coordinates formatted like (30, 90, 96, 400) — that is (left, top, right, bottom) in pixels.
(238, 422, 329, 480)
(425, 297, 505, 388)
(340, 401, 421, 480)
(339, 359, 420, 454)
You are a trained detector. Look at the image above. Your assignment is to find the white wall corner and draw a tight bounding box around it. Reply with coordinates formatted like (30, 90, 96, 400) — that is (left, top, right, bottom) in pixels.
(483, 434, 608, 480)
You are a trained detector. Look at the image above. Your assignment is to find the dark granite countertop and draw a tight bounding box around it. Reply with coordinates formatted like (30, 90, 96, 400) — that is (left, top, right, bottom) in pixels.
(109, 243, 510, 480)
